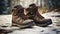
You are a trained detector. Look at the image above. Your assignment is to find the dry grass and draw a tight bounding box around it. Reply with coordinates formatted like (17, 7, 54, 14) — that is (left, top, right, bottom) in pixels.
(38, 7, 48, 14)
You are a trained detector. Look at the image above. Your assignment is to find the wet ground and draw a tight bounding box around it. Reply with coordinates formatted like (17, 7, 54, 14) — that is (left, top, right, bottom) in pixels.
(0, 12, 60, 34)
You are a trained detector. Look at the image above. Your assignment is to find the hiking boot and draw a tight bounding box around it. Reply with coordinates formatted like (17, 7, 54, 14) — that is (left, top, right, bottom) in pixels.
(35, 19, 52, 27)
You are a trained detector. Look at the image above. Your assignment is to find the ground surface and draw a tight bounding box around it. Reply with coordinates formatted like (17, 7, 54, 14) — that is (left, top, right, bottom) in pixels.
(0, 12, 60, 34)
(7, 26, 58, 34)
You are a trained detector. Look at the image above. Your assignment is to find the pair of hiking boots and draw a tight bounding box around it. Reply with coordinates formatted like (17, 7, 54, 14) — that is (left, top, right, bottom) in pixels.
(12, 4, 52, 29)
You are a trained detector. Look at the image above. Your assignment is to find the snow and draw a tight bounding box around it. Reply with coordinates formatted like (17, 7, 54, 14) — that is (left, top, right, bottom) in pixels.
(0, 12, 60, 34)
(0, 15, 12, 26)
(8, 26, 57, 34)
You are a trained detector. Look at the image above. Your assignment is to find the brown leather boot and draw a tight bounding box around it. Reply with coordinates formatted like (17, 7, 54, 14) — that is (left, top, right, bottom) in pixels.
(35, 19, 52, 27)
